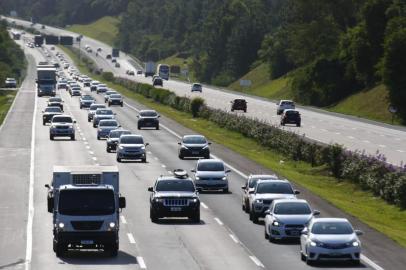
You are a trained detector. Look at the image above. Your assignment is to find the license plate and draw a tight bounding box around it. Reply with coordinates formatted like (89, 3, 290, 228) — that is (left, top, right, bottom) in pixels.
(81, 240, 94, 245)
(170, 207, 182, 212)
(192, 151, 199, 155)
(330, 253, 342, 257)
(290, 230, 300, 236)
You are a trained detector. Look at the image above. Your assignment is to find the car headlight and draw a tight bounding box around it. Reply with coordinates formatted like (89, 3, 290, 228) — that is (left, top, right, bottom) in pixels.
(255, 199, 263, 204)
(310, 240, 324, 247)
(58, 222, 65, 229)
(98, 128, 102, 132)
(272, 220, 283, 227)
(141, 146, 146, 150)
(310, 241, 317, 247)
(189, 198, 198, 203)
(195, 176, 200, 180)
(351, 241, 359, 247)
(154, 198, 163, 203)
(222, 176, 227, 181)
(109, 222, 116, 228)
(118, 145, 124, 150)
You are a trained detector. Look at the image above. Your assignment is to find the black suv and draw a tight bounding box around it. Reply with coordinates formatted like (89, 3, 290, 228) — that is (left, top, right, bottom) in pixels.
(231, 99, 247, 112)
(281, 109, 301, 127)
(47, 97, 64, 111)
(148, 170, 200, 223)
(137, 110, 160, 130)
(178, 135, 211, 159)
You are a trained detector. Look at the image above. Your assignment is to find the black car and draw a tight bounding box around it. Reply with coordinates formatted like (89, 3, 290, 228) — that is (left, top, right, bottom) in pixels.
(47, 97, 64, 111)
(106, 129, 131, 152)
(178, 135, 211, 159)
(153, 77, 163, 86)
(148, 170, 200, 223)
(137, 110, 160, 130)
(281, 109, 301, 127)
(42, 106, 63, 125)
(231, 99, 247, 112)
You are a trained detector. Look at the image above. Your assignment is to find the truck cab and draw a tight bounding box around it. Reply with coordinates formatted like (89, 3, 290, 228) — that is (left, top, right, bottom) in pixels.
(45, 166, 126, 257)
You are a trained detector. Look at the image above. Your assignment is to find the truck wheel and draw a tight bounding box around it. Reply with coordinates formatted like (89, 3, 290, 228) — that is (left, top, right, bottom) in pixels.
(191, 211, 200, 223)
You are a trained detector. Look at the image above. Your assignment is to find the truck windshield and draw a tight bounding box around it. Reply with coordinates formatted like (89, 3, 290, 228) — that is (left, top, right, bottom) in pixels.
(58, 189, 115, 216)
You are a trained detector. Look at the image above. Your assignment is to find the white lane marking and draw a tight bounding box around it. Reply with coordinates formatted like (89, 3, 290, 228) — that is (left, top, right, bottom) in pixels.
(379, 145, 386, 148)
(229, 234, 239, 243)
(84, 141, 89, 144)
(347, 136, 355, 139)
(95, 163, 100, 166)
(82, 137, 87, 141)
(127, 233, 136, 244)
(120, 215, 127, 224)
(0, 87, 21, 132)
(361, 255, 384, 270)
(335, 132, 341, 135)
(154, 157, 158, 160)
(161, 164, 166, 168)
(167, 170, 172, 174)
(397, 150, 405, 153)
(92, 157, 98, 161)
(363, 140, 370, 143)
(25, 88, 37, 270)
(201, 202, 208, 209)
(137, 256, 147, 269)
(249, 256, 265, 268)
(214, 217, 223, 226)
(147, 151, 152, 154)
(86, 145, 90, 149)
(321, 128, 327, 132)
(89, 151, 94, 155)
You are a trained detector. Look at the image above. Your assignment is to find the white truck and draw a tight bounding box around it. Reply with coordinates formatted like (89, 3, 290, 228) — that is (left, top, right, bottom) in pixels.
(45, 166, 126, 257)
(37, 64, 56, 97)
(144, 61, 156, 77)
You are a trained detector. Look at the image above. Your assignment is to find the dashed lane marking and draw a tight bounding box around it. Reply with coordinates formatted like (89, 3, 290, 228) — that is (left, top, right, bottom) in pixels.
(120, 216, 127, 224)
(201, 202, 208, 209)
(92, 157, 97, 161)
(214, 217, 223, 226)
(249, 256, 265, 268)
(127, 233, 136, 244)
(229, 234, 239, 244)
(137, 256, 147, 269)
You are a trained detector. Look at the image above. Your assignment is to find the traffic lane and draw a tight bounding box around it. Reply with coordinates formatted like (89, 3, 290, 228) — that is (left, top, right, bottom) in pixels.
(64, 89, 261, 269)
(31, 90, 141, 269)
(0, 53, 37, 269)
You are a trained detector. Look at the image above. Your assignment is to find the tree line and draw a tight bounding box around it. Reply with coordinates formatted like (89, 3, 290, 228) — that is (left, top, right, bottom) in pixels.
(2, 0, 406, 122)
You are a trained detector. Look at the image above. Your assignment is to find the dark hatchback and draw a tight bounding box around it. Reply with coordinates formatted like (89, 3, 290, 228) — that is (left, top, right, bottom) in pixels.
(178, 135, 211, 159)
(137, 110, 160, 130)
(106, 129, 131, 152)
(281, 109, 301, 127)
(148, 171, 200, 223)
(231, 99, 247, 112)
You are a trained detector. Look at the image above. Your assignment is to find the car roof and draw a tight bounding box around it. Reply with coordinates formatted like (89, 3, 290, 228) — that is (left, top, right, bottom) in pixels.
(109, 129, 130, 133)
(157, 177, 194, 182)
(53, 114, 71, 118)
(90, 103, 105, 107)
(140, 109, 157, 113)
(256, 179, 290, 185)
(273, 198, 308, 205)
(234, 99, 246, 101)
(280, 99, 294, 102)
(197, 159, 224, 164)
(311, 218, 349, 223)
(99, 119, 117, 123)
(45, 106, 61, 110)
(183, 135, 205, 139)
(249, 174, 278, 180)
(121, 134, 143, 138)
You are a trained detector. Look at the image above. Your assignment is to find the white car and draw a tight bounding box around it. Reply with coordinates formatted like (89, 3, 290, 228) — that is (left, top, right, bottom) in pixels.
(241, 174, 278, 213)
(264, 199, 319, 241)
(300, 218, 363, 265)
(96, 84, 108, 94)
(49, 115, 76, 140)
(276, 100, 295, 115)
(90, 80, 100, 91)
(116, 135, 148, 162)
(248, 179, 299, 223)
(191, 159, 231, 193)
(108, 94, 123, 107)
(4, 77, 17, 88)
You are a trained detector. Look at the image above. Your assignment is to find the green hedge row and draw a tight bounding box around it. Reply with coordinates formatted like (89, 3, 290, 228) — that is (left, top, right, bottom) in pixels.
(114, 77, 406, 208)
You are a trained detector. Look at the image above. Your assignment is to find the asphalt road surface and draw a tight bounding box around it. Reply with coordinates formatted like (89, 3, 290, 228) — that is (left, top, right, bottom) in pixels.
(4, 16, 406, 167)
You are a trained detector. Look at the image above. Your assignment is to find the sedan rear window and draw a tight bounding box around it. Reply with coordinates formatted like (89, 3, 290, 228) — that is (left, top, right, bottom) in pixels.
(256, 182, 293, 194)
(197, 162, 224, 171)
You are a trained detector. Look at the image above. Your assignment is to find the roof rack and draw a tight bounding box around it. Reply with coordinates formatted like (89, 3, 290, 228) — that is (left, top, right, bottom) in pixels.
(173, 169, 189, 179)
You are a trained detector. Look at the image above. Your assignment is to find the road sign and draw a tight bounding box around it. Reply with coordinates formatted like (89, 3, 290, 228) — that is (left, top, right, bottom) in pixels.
(60, 36, 73, 45)
(240, 80, 252, 87)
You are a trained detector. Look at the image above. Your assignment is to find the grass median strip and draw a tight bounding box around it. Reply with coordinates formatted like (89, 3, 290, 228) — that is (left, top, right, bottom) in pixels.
(60, 46, 406, 248)
(0, 91, 17, 125)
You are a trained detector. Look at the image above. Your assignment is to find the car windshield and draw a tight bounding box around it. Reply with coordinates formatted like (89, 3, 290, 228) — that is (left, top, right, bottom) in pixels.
(312, 222, 353, 235)
(110, 94, 121, 98)
(256, 182, 293, 194)
(99, 120, 118, 127)
(90, 105, 105, 110)
(96, 109, 113, 115)
(274, 202, 311, 215)
(197, 161, 224, 171)
(58, 189, 115, 216)
(45, 107, 61, 113)
(156, 180, 195, 192)
(183, 136, 206, 144)
(286, 111, 299, 115)
(49, 98, 62, 102)
(140, 111, 158, 117)
(72, 88, 81, 91)
(193, 84, 202, 88)
(53, 116, 72, 123)
(109, 130, 130, 138)
(235, 99, 246, 104)
(81, 95, 93, 100)
(120, 136, 144, 144)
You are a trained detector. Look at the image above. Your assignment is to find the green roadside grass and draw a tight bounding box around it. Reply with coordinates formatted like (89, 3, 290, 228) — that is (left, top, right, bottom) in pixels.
(328, 84, 401, 125)
(66, 16, 120, 47)
(0, 91, 17, 125)
(61, 46, 406, 248)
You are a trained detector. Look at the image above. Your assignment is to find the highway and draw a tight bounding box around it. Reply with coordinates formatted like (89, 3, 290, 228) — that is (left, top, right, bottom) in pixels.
(4, 17, 406, 166)
(0, 33, 404, 270)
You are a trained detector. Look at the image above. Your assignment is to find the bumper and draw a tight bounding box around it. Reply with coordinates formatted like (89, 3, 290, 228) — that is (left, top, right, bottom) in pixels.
(138, 120, 158, 127)
(268, 224, 304, 239)
(50, 129, 74, 136)
(307, 246, 361, 261)
(55, 231, 118, 247)
(109, 100, 123, 105)
(151, 204, 199, 217)
(107, 141, 118, 150)
(195, 180, 228, 190)
(180, 148, 209, 158)
(117, 150, 146, 160)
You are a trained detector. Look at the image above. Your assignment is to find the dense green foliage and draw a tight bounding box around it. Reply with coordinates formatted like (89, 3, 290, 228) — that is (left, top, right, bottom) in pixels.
(0, 21, 25, 87)
(0, 0, 128, 26)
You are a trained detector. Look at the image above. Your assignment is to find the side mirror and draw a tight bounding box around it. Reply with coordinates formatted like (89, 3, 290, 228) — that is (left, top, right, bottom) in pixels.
(47, 197, 54, 213)
(178, 142, 181, 145)
(301, 228, 308, 235)
(119, 197, 126, 208)
(44, 184, 50, 189)
(114, 113, 117, 115)
(249, 190, 255, 194)
(225, 169, 231, 173)
(191, 169, 196, 173)
(264, 209, 271, 215)
(147, 187, 153, 192)
(41, 111, 44, 113)
(294, 190, 300, 195)
(355, 230, 363, 236)
(208, 142, 212, 145)
(118, 125, 121, 127)
(241, 186, 246, 190)
(136, 115, 140, 118)
(145, 142, 149, 146)
(196, 187, 202, 192)
(313, 210, 320, 216)
(158, 115, 161, 118)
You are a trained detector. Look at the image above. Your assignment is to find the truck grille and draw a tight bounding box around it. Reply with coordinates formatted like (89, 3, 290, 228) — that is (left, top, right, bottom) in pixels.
(72, 174, 101, 185)
(322, 243, 349, 249)
(163, 198, 189, 207)
(71, 221, 103, 230)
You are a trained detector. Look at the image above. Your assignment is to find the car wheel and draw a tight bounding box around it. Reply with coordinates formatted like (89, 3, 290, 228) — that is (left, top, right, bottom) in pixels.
(205, 154, 210, 159)
(142, 158, 147, 163)
(43, 121, 46, 126)
(150, 209, 158, 223)
(71, 135, 75, 141)
(191, 211, 200, 223)
(156, 125, 159, 130)
(300, 251, 306, 261)
(80, 105, 82, 109)
(106, 148, 111, 153)
(93, 123, 97, 128)
(223, 188, 228, 193)
(245, 201, 250, 213)
(137, 125, 141, 130)
(121, 103, 123, 107)
(55, 242, 66, 258)
(242, 203, 245, 211)
(105, 242, 118, 257)
(297, 123, 301, 127)
(281, 122, 285, 126)
(244, 109, 247, 113)
(50, 135, 54, 140)
(352, 260, 360, 266)
(116, 157, 121, 162)
(250, 210, 258, 223)
(88, 118, 91, 122)
(108, 103, 111, 107)
(179, 154, 184, 160)
(97, 135, 100, 140)
(231, 109, 234, 112)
